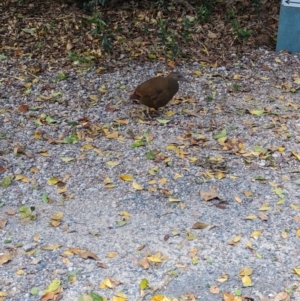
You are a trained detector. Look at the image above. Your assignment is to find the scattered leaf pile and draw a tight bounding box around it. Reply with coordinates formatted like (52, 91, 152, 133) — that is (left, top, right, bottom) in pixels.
(0, 0, 278, 70)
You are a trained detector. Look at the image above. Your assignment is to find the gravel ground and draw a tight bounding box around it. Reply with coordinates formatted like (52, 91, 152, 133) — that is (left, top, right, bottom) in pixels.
(0, 49, 300, 301)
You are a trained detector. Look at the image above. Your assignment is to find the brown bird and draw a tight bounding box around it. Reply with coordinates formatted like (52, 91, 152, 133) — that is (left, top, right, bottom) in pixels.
(129, 72, 188, 116)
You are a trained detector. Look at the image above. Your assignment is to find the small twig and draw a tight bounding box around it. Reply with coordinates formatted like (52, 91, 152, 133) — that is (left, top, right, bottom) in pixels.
(25, 70, 48, 83)
(3, 75, 25, 81)
(25, 14, 75, 20)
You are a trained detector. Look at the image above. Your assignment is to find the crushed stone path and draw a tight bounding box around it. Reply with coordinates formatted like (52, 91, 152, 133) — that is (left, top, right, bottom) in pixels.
(0, 49, 300, 301)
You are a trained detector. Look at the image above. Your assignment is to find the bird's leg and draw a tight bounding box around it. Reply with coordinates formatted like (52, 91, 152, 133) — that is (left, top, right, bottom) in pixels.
(144, 107, 153, 119)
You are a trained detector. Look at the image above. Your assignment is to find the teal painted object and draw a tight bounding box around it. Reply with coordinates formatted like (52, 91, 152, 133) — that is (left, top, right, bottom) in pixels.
(276, 0, 300, 53)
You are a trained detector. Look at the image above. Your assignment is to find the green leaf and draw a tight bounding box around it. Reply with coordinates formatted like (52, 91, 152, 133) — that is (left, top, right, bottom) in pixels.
(140, 278, 149, 290)
(234, 289, 242, 296)
(0, 54, 7, 60)
(0, 133, 8, 139)
(206, 257, 213, 264)
(52, 92, 62, 98)
(186, 231, 197, 240)
(35, 119, 43, 125)
(167, 269, 179, 277)
(19, 206, 32, 219)
(44, 278, 60, 293)
(253, 175, 265, 181)
(294, 178, 300, 184)
(145, 151, 155, 160)
(67, 121, 78, 126)
(213, 129, 227, 139)
(253, 145, 264, 152)
(30, 287, 39, 296)
(1, 176, 12, 188)
(148, 54, 156, 59)
(19, 206, 27, 212)
(42, 193, 49, 203)
(56, 73, 69, 81)
(156, 119, 171, 124)
(30, 107, 41, 111)
(61, 157, 74, 162)
(22, 28, 36, 35)
(45, 116, 57, 124)
(273, 187, 285, 198)
(89, 292, 103, 301)
(131, 140, 145, 148)
(64, 135, 78, 144)
(250, 109, 265, 116)
(116, 220, 127, 227)
(192, 257, 199, 265)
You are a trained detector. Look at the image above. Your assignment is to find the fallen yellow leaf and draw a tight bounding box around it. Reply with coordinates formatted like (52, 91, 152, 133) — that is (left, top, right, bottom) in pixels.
(132, 181, 144, 190)
(119, 174, 133, 181)
(242, 275, 252, 287)
(250, 230, 262, 239)
(106, 161, 120, 167)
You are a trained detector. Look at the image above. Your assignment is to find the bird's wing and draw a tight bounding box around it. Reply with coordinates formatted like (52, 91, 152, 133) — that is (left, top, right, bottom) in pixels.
(136, 82, 163, 101)
(152, 90, 172, 108)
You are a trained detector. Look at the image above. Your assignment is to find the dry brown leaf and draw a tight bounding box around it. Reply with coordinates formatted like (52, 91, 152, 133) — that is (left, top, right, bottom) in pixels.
(281, 231, 288, 239)
(223, 292, 235, 301)
(57, 186, 67, 194)
(80, 251, 100, 261)
(0, 251, 12, 265)
(137, 244, 146, 251)
(139, 257, 150, 269)
(97, 262, 108, 269)
(50, 220, 61, 227)
(274, 291, 290, 301)
(51, 212, 64, 220)
(293, 216, 300, 222)
(216, 273, 228, 283)
(258, 213, 268, 221)
(239, 267, 253, 276)
(41, 292, 55, 301)
(42, 244, 61, 251)
(243, 190, 253, 197)
(17, 104, 29, 113)
(106, 131, 119, 139)
(0, 219, 7, 229)
(209, 285, 220, 294)
(234, 195, 242, 203)
(107, 252, 118, 258)
(207, 30, 217, 39)
(200, 189, 220, 201)
(192, 222, 208, 229)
